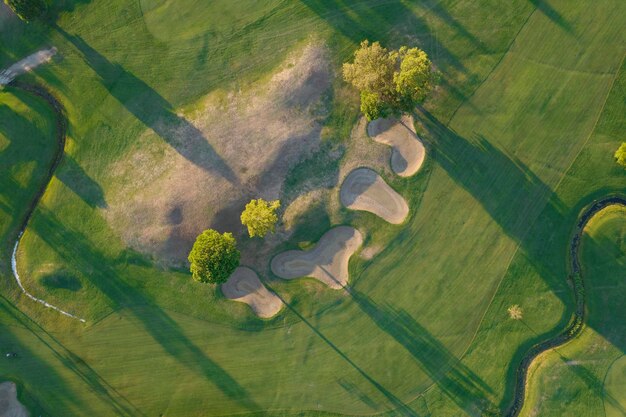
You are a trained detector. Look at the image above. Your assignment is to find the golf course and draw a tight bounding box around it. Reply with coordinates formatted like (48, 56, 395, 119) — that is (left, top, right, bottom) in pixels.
(0, 0, 625, 416)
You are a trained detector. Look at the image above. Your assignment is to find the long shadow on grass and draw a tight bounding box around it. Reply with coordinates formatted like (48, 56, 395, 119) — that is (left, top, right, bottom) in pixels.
(55, 155, 107, 208)
(27, 207, 260, 412)
(348, 288, 497, 415)
(56, 28, 239, 185)
(299, 0, 471, 76)
(416, 108, 569, 279)
(0, 297, 143, 416)
(527, 0, 575, 34)
(271, 291, 418, 416)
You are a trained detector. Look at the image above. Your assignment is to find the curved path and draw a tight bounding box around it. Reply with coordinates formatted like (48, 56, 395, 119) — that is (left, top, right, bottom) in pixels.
(505, 195, 626, 417)
(7, 80, 85, 323)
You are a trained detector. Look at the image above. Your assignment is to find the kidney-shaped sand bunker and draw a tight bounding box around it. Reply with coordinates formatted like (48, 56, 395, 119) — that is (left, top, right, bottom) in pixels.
(340, 168, 409, 224)
(221, 267, 283, 318)
(367, 115, 426, 177)
(271, 226, 363, 289)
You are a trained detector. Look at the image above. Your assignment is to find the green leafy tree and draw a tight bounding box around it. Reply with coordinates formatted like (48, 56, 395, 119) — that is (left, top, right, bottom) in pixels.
(615, 142, 626, 168)
(188, 229, 240, 284)
(343, 40, 434, 120)
(4, 0, 47, 21)
(241, 199, 281, 238)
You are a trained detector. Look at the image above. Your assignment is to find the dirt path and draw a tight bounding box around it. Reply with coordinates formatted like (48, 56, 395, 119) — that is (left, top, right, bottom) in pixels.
(340, 168, 409, 224)
(367, 115, 425, 177)
(221, 267, 283, 318)
(271, 226, 363, 289)
(0, 48, 57, 86)
(0, 382, 28, 417)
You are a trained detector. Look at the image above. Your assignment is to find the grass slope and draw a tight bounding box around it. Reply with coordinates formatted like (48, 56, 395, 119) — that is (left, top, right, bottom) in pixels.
(0, 0, 624, 416)
(519, 206, 626, 416)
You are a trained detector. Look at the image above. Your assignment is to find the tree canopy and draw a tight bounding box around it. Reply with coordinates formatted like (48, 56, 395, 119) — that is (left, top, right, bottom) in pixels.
(615, 142, 626, 168)
(240, 198, 281, 238)
(343, 41, 434, 121)
(4, 0, 47, 21)
(188, 229, 240, 284)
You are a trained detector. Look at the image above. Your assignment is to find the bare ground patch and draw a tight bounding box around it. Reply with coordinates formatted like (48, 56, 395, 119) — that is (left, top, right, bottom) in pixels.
(221, 267, 283, 318)
(270, 226, 363, 289)
(104, 44, 332, 265)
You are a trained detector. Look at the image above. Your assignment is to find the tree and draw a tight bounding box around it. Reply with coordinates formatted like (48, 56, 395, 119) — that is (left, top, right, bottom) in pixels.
(343, 40, 434, 120)
(615, 142, 626, 168)
(188, 229, 240, 284)
(240, 199, 281, 238)
(4, 0, 47, 21)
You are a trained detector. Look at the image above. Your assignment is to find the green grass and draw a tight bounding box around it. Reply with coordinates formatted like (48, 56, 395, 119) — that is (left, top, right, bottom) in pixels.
(519, 206, 626, 416)
(0, 0, 625, 416)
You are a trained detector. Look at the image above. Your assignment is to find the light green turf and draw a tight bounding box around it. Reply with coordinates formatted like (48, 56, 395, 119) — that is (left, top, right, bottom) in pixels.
(519, 207, 626, 417)
(1, 0, 625, 416)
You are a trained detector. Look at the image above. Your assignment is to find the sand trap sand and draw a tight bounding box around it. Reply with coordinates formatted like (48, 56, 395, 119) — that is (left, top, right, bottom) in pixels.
(340, 168, 409, 224)
(271, 226, 363, 289)
(0, 48, 57, 85)
(0, 382, 28, 417)
(221, 267, 283, 318)
(367, 115, 425, 177)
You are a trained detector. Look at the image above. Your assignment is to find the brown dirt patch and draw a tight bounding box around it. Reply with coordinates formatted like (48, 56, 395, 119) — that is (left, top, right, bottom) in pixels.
(104, 43, 331, 265)
(340, 168, 409, 224)
(270, 226, 363, 289)
(367, 115, 425, 177)
(0, 382, 28, 417)
(221, 267, 283, 318)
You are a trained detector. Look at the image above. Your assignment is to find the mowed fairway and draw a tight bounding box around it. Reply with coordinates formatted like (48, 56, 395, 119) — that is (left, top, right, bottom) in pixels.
(0, 0, 625, 416)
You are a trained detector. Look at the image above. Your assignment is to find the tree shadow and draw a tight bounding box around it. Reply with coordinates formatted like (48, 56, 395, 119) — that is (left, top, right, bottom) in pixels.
(55, 154, 107, 208)
(26, 207, 260, 412)
(269, 290, 418, 416)
(527, 0, 575, 35)
(55, 28, 239, 185)
(348, 288, 497, 415)
(0, 297, 122, 416)
(298, 0, 470, 76)
(416, 108, 568, 272)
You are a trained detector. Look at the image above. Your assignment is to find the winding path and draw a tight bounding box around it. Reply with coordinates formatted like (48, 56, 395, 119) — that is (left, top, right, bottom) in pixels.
(7, 80, 85, 323)
(505, 195, 626, 417)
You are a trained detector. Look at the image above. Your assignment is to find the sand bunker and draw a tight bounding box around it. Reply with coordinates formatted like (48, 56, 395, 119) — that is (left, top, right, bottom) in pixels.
(271, 226, 363, 289)
(221, 267, 283, 318)
(0, 382, 28, 417)
(340, 168, 409, 224)
(367, 115, 425, 177)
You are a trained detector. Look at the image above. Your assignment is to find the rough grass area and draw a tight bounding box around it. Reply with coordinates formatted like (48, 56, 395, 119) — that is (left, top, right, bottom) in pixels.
(0, 0, 625, 416)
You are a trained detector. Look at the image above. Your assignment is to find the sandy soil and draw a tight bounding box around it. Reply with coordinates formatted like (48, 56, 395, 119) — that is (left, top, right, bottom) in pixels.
(340, 168, 409, 224)
(270, 226, 363, 289)
(0, 48, 57, 85)
(367, 115, 425, 177)
(221, 267, 283, 318)
(105, 43, 331, 265)
(0, 382, 28, 417)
